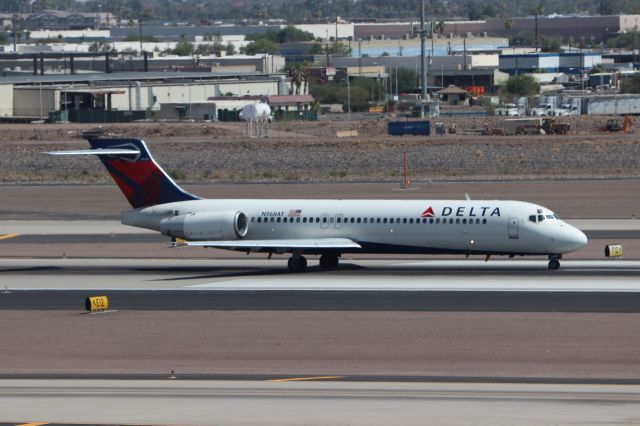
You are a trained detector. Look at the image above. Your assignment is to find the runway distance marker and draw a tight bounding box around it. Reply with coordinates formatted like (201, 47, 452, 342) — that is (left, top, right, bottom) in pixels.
(85, 296, 109, 313)
(268, 376, 344, 382)
(0, 233, 18, 241)
(605, 244, 623, 258)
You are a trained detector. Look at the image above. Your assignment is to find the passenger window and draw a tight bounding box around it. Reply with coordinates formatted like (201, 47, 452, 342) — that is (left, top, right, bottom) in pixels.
(316, 218, 320, 223)
(476, 218, 480, 224)
(389, 218, 394, 224)
(383, 218, 387, 224)
(322, 217, 327, 223)
(351, 218, 355, 223)
(482, 219, 487, 224)
(463, 218, 467, 224)
(303, 217, 307, 223)
(429, 218, 433, 224)
(370, 217, 374, 223)
(403, 218, 407, 224)
(449, 218, 454, 224)
(396, 218, 400, 223)
(410, 218, 414, 224)
(257, 217, 262, 223)
(357, 218, 361, 223)
(377, 218, 381, 223)
(436, 218, 440, 224)
(295, 217, 300, 223)
(270, 217, 275, 223)
(277, 217, 281, 223)
(337, 217, 342, 223)
(363, 218, 368, 223)
(251, 217, 255, 223)
(456, 218, 460, 224)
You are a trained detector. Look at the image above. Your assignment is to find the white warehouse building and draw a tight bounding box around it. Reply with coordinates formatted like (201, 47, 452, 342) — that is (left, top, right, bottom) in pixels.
(0, 71, 294, 120)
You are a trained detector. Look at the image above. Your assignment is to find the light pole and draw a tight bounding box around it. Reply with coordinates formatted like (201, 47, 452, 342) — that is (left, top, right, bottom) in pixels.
(346, 71, 351, 120)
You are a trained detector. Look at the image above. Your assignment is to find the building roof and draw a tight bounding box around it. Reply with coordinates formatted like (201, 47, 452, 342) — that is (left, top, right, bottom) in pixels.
(435, 86, 470, 95)
(268, 95, 314, 104)
(0, 71, 283, 85)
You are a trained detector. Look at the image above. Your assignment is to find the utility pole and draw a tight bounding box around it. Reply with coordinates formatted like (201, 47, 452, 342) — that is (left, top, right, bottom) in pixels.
(138, 18, 143, 55)
(12, 14, 17, 52)
(420, 0, 427, 102)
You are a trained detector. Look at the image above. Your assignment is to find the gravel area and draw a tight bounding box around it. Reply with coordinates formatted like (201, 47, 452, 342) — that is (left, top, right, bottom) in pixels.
(1, 118, 639, 183)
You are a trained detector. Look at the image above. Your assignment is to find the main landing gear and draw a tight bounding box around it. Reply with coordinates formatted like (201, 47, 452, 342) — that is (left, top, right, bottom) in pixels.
(287, 254, 308, 272)
(319, 253, 339, 269)
(287, 253, 340, 272)
(548, 254, 561, 270)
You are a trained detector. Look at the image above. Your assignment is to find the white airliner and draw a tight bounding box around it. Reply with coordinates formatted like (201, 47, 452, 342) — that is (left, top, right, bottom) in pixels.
(49, 137, 588, 271)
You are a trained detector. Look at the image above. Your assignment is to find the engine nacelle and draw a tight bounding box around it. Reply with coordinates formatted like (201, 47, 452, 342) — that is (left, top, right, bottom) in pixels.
(160, 210, 248, 240)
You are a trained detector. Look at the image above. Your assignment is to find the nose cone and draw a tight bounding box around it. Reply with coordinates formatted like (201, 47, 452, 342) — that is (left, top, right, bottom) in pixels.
(560, 226, 588, 253)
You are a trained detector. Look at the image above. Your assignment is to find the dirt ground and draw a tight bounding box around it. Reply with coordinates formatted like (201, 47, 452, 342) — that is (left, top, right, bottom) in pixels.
(0, 117, 639, 183)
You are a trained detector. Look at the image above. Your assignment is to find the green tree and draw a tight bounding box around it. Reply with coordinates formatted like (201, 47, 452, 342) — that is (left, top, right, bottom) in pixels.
(325, 42, 351, 56)
(606, 29, 640, 49)
(503, 74, 540, 97)
(172, 40, 194, 56)
(394, 68, 418, 93)
(225, 42, 236, 55)
(621, 75, 640, 94)
(308, 42, 324, 54)
(244, 39, 278, 55)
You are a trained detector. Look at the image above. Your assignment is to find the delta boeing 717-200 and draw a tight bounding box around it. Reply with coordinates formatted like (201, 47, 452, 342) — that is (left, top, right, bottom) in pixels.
(48, 137, 587, 272)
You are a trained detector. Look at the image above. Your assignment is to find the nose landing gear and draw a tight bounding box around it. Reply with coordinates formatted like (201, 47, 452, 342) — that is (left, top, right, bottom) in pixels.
(548, 254, 561, 270)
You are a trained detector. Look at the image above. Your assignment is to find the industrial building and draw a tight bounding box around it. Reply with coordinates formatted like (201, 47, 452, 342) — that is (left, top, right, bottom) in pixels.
(0, 71, 295, 122)
(499, 52, 602, 75)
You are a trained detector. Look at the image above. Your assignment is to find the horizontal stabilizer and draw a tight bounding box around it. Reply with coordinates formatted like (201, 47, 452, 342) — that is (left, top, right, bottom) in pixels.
(179, 238, 362, 251)
(45, 149, 140, 156)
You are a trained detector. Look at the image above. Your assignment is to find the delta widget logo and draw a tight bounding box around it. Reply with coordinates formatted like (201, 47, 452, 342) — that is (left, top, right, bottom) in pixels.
(421, 206, 435, 217)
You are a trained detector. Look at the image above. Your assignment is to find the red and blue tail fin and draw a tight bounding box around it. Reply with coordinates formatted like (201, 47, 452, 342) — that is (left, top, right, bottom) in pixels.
(48, 138, 199, 208)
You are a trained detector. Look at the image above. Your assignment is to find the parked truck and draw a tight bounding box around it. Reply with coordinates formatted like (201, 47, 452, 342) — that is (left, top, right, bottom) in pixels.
(491, 118, 570, 136)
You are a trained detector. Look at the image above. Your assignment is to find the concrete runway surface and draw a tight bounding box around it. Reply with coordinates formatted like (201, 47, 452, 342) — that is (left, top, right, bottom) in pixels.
(1, 258, 639, 292)
(2, 380, 640, 426)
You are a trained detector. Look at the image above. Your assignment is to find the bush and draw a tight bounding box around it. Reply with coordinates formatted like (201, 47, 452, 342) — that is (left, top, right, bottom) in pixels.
(503, 74, 540, 97)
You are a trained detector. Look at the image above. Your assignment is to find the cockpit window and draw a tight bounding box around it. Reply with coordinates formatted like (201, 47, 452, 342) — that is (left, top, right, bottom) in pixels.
(553, 214, 559, 219)
(529, 215, 537, 223)
(537, 215, 545, 222)
(545, 214, 555, 219)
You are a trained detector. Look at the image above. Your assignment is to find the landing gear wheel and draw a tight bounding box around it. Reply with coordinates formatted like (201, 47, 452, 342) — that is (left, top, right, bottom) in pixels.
(287, 255, 308, 272)
(548, 258, 560, 270)
(319, 253, 339, 269)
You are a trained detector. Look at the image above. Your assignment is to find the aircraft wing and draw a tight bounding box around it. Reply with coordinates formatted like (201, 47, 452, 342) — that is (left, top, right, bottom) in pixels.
(178, 238, 361, 252)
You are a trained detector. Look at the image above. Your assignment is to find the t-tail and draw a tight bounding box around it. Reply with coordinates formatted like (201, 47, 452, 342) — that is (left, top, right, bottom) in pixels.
(47, 138, 199, 208)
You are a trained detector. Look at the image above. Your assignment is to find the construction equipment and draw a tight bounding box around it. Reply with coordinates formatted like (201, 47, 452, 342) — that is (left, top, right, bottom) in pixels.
(541, 118, 571, 135)
(599, 115, 633, 133)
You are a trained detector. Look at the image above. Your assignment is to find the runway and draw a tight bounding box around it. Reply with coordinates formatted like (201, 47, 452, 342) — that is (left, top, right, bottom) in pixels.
(1, 208, 639, 423)
(3, 380, 640, 426)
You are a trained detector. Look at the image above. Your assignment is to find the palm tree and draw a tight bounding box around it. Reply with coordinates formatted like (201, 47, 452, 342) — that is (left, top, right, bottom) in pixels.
(290, 64, 307, 95)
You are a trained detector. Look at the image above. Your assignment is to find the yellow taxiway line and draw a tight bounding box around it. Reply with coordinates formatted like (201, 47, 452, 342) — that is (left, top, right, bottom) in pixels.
(16, 422, 49, 426)
(0, 233, 19, 241)
(268, 376, 343, 382)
